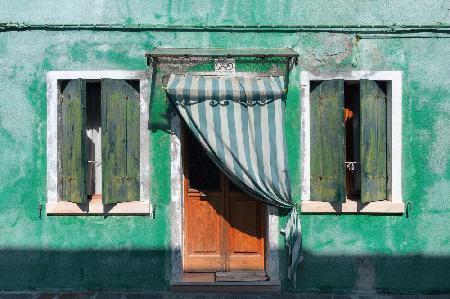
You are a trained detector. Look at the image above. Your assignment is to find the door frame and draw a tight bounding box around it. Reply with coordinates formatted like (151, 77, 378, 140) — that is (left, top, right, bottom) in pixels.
(170, 115, 280, 283)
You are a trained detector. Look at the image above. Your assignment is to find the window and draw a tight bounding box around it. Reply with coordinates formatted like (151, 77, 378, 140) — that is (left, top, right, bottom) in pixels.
(46, 71, 150, 215)
(300, 71, 404, 214)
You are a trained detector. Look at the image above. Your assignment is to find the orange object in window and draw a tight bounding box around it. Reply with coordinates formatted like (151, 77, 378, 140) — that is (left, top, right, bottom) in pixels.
(344, 108, 353, 122)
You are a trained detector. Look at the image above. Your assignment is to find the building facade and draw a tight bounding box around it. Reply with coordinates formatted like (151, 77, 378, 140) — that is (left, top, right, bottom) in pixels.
(0, 0, 449, 294)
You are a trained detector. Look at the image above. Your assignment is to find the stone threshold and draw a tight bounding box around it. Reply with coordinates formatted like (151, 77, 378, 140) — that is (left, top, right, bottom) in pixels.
(170, 280, 281, 293)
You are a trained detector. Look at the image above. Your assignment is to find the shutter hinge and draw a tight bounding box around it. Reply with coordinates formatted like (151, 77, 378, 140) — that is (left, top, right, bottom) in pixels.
(37, 204, 42, 219)
(406, 201, 412, 218)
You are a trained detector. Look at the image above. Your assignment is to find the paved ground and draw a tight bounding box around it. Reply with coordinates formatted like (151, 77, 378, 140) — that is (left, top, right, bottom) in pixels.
(0, 292, 449, 299)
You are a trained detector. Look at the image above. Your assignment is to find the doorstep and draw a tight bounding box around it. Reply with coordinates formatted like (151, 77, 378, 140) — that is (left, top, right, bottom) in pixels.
(170, 272, 281, 293)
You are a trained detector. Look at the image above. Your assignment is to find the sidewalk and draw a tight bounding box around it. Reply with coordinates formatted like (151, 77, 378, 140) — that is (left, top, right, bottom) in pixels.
(0, 292, 449, 299)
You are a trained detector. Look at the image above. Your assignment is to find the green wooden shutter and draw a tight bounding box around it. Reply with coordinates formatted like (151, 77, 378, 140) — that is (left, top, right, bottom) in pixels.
(59, 79, 87, 203)
(310, 80, 345, 202)
(360, 80, 387, 203)
(101, 79, 140, 204)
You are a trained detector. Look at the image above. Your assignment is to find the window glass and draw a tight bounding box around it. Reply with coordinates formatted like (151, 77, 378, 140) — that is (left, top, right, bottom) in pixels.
(187, 130, 221, 192)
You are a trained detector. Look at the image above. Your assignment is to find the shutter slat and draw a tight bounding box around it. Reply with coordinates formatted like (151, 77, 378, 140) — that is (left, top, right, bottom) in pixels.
(101, 79, 140, 204)
(59, 79, 87, 203)
(310, 80, 345, 202)
(360, 80, 387, 203)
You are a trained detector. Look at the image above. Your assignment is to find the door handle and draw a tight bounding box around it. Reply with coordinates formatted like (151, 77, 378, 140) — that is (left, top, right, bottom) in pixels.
(199, 192, 208, 199)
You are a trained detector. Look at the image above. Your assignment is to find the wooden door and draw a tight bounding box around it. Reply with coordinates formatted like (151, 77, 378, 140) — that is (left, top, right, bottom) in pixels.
(183, 129, 265, 273)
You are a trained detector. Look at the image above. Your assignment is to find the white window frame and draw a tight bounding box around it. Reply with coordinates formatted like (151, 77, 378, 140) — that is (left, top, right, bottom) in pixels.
(300, 71, 404, 214)
(46, 70, 151, 215)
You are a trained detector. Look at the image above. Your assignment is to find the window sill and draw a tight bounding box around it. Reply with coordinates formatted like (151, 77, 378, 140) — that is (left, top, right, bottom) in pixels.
(46, 197, 150, 215)
(301, 199, 404, 214)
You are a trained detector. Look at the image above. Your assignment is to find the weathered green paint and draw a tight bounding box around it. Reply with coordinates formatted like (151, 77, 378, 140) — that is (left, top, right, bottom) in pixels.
(59, 79, 87, 203)
(310, 80, 345, 202)
(101, 79, 140, 204)
(0, 0, 449, 294)
(360, 80, 387, 203)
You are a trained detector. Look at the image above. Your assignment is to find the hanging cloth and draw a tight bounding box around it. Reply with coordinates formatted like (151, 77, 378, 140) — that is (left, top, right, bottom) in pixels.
(166, 74, 302, 283)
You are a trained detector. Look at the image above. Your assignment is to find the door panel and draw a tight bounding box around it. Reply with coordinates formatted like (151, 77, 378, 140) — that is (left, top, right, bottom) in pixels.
(184, 129, 225, 272)
(184, 193, 225, 272)
(183, 127, 265, 273)
(188, 196, 222, 254)
(228, 195, 265, 271)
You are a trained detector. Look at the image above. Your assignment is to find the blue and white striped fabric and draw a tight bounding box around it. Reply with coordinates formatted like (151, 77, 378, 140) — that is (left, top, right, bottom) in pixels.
(166, 74, 302, 283)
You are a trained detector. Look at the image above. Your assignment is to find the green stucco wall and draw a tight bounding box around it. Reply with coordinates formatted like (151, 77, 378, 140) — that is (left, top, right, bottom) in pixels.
(0, 0, 449, 294)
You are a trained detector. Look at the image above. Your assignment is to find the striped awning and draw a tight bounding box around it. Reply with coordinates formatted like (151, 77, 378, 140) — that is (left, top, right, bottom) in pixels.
(166, 74, 302, 283)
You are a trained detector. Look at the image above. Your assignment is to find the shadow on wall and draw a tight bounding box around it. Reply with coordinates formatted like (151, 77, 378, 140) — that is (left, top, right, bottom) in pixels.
(290, 251, 450, 294)
(0, 249, 169, 291)
(0, 248, 449, 293)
